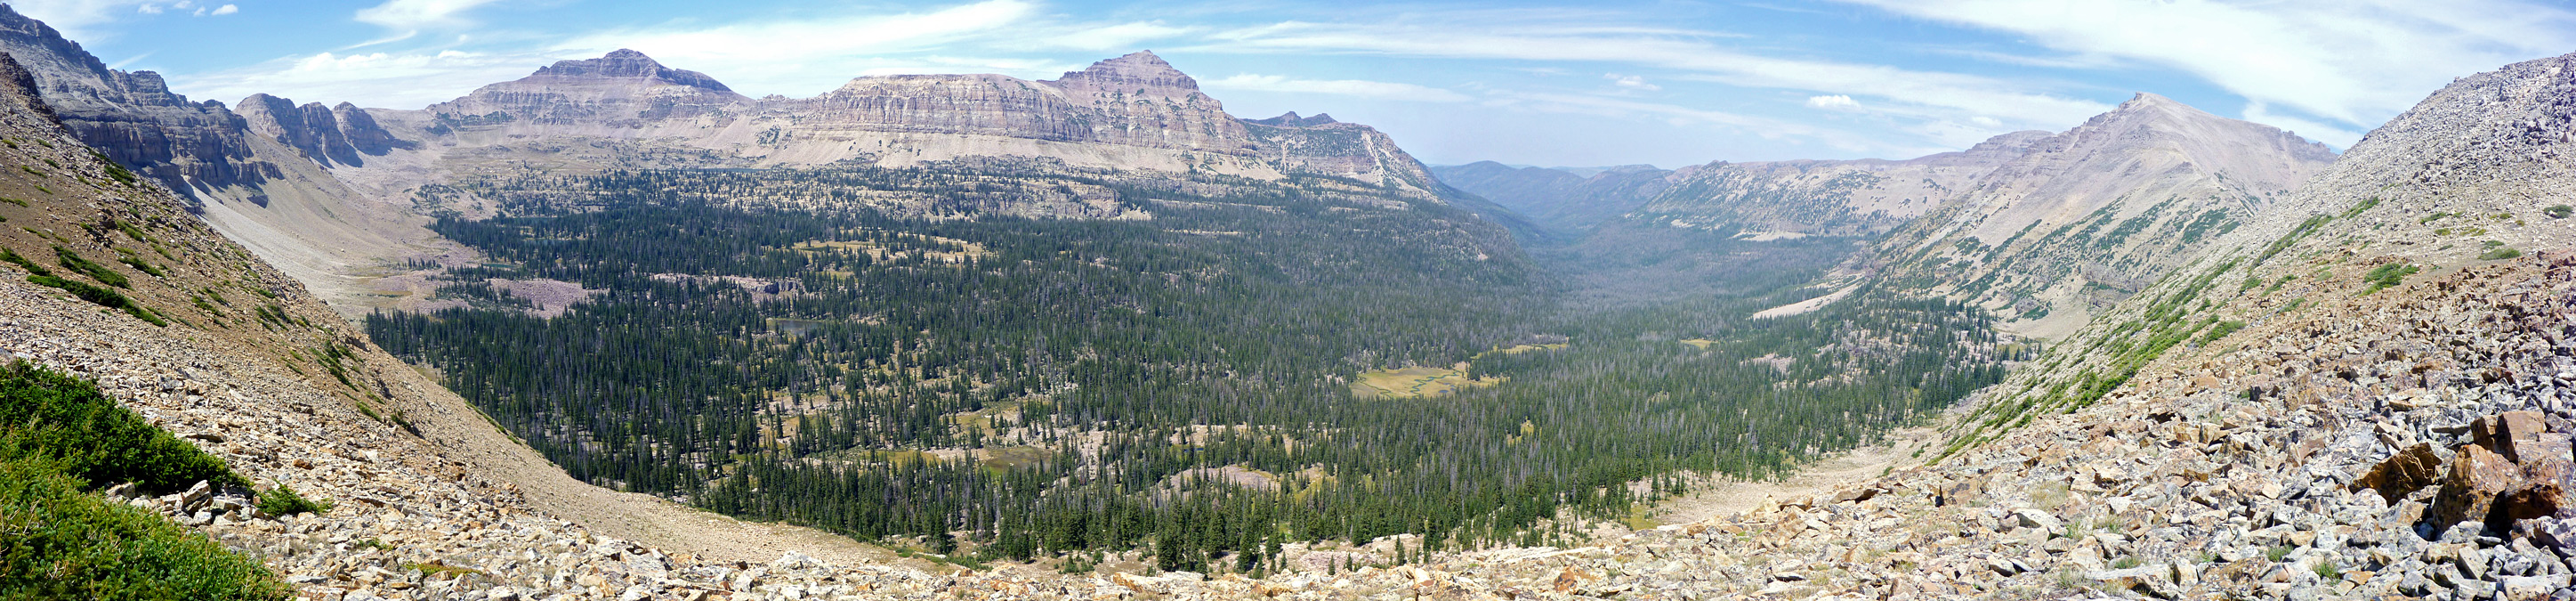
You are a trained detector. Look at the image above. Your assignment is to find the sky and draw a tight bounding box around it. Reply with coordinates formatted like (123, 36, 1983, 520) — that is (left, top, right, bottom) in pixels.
(13, 0, 2576, 168)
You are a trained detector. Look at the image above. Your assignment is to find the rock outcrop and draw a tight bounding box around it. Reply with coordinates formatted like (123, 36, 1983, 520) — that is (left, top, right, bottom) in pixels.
(0, 4, 271, 196)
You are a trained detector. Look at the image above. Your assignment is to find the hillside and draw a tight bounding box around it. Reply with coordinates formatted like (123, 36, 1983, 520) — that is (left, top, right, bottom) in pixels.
(1624, 130, 2050, 239)
(1870, 93, 2338, 337)
(0, 44, 1000, 600)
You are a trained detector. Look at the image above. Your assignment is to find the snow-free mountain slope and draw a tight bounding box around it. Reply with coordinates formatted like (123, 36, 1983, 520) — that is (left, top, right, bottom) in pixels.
(1870, 93, 2336, 337)
(1629, 130, 2051, 238)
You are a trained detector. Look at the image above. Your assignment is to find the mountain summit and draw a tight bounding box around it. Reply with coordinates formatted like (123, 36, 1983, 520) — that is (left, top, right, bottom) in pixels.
(528, 48, 735, 92)
(1870, 92, 2336, 336)
(1047, 50, 1203, 101)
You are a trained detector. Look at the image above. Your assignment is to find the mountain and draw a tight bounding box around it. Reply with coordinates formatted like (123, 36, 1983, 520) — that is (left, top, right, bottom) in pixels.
(1429, 161, 1675, 234)
(347, 49, 1447, 200)
(0, 4, 268, 194)
(1870, 93, 2337, 337)
(0, 44, 949, 599)
(1626, 130, 2052, 239)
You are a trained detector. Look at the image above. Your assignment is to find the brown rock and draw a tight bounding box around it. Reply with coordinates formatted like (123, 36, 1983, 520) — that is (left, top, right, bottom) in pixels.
(2491, 483, 2565, 530)
(2478, 411, 2551, 462)
(2354, 443, 2446, 503)
(2433, 444, 2526, 531)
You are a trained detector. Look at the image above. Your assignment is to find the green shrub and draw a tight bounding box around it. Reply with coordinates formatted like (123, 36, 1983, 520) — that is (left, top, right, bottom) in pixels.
(2361, 264, 2419, 294)
(254, 483, 329, 516)
(0, 361, 238, 492)
(0, 248, 47, 276)
(53, 246, 128, 288)
(2548, 205, 2573, 219)
(2480, 247, 2523, 260)
(0, 362, 285, 600)
(0, 455, 289, 600)
(27, 275, 166, 326)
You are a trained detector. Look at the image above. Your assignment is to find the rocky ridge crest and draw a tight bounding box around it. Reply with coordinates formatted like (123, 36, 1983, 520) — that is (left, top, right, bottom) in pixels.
(1627, 130, 2051, 239)
(1868, 93, 2337, 337)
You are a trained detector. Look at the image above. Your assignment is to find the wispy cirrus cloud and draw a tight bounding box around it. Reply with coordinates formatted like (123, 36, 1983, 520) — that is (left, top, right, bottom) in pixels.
(1192, 17, 2109, 150)
(1831, 0, 2576, 146)
(1205, 74, 1470, 102)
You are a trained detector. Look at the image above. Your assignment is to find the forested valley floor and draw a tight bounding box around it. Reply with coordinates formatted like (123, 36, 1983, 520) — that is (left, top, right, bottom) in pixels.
(364, 164, 2019, 574)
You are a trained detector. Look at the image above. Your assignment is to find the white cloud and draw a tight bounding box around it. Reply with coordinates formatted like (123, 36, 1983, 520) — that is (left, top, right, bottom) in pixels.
(1206, 74, 1471, 102)
(167, 49, 553, 110)
(1805, 94, 1858, 109)
(1047, 21, 1191, 52)
(354, 0, 506, 30)
(135, 4, 162, 15)
(1831, 0, 2576, 136)
(549, 0, 1040, 96)
(12, 1, 160, 40)
(210, 4, 236, 16)
(2243, 102, 2364, 149)
(1604, 74, 1659, 91)
(1485, 91, 1939, 155)
(1199, 20, 2111, 134)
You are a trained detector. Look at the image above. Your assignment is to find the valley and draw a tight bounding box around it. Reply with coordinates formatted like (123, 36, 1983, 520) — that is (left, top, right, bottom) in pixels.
(0, 3, 2571, 600)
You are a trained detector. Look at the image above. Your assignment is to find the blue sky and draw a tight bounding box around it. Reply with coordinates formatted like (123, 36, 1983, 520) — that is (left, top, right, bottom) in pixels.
(15, 0, 2576, 167)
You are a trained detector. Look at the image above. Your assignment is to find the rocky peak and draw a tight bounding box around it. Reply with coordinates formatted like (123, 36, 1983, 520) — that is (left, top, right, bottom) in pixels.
(1047, 50, 1204, 102)
(528, 49, 732, 93)
(238, 93, 368, 167)
(1245, 111, 1340, 127)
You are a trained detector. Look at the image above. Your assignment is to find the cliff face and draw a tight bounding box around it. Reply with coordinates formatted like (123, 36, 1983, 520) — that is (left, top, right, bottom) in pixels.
(425, 48, 746, 129)
(1629, 130, 2051, 238)
(1869, 93, 2338, 337)
(0, 4, 270, 196)
(384, 50, 1437, 199)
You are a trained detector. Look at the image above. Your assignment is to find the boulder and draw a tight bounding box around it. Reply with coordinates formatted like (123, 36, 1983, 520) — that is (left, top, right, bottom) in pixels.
(2431, 444, 2525, 532)
(2355, 443, 2447, 503)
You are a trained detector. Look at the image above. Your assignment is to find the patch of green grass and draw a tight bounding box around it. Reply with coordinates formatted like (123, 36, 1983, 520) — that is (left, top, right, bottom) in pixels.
(2340, 196, 2381, 218)
(2266, 545, 2295, 562)
(2549, 205, 2573, 219)
(2198, 321, 2247, 344)
(112, 220, 152, 244)
(117, 255, 166, 278)
(2480, 247, 2522, 261)
(2361, 263, 2419, 294)
(0, 197, 24, 207)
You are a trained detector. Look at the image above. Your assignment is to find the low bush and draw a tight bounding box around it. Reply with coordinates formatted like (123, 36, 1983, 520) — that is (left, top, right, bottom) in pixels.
(0, 361, 240, 492)
(0, 362, 285, 599)
(254, 483, 329, 516)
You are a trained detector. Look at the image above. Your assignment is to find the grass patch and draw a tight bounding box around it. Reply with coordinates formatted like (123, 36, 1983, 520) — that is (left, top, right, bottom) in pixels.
(2480, 247, 2522, 261)
(2361, 264, 2419, 295)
